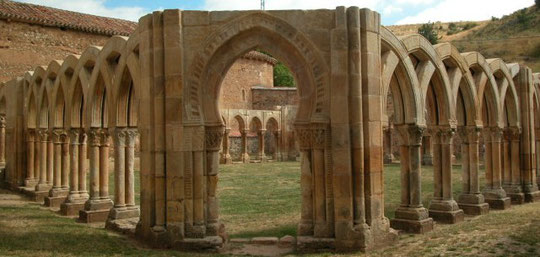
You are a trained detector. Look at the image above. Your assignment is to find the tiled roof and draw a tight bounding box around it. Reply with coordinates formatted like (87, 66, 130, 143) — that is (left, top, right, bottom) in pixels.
(0, 0, 137, 36)
(242, 51, 278, 65)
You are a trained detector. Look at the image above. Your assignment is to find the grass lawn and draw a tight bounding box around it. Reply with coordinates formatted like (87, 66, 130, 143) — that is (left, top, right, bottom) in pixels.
(1, 161, 539, 256)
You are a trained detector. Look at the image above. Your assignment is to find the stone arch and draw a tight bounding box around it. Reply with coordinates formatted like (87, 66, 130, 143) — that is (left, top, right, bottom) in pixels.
(85, 37, 128, 128)
(51, 55, 78, 128)
(31, 66, 48, 129)
(381, 27, 424, 125)
(249, 116, 262, 132)
(44, 60, 64, 129)
(67, 47, 100, 129)
(401, 34, 455, 126)
(488, 58, 520, 128)
(24, 72, 38, 129)
(233, 114, 246, 131)
(435, 43, 479, 126)
(187, 12, 330, 126)
(462, 52, 502, 128)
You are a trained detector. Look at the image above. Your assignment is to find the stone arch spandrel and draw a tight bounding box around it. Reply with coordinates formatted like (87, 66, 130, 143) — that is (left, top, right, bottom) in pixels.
(400, 34, 455, 126)
(186, 12, 330, 126)
(67, 47, 101, 129)
(462, 52, 502, 128)
(488, 58, 520, 128)
(381, 27, 424, 126)
(31, 66, 48, 129)
(45, 60, 64, 129)
(435, 43, 479, 126)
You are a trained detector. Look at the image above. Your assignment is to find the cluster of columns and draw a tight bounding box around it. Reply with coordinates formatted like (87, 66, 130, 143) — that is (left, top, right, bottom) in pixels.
(220, 127, 281, 164)
(20, 127, 140, 224)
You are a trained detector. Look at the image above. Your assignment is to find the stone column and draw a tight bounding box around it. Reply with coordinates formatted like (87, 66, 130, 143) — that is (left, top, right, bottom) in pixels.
(205, 126, 223, 236)
(107, 128, 140, 223)
(258, 129, 266, 162)
(383, 126, 395, 164)
(47, 131, 54, 186)
(61, 129, 86, 216)
(428, 127, 464, 224)
(79, 132, 88, 200)
(296, 127, 313, 236)
(220, 128, 232, 164)
(35, 129, 50, 192)
(273, 130, 281, 161)
(422, 136, 433, 165)
(391, 124, 434, 233)
(457, 127, 489, 215)
(45, 130, 69, 207)
(504, 127, 525, 203)
(241, 129, 250, 163)
(0, 116, 5, 165)
(482, 127, 511, 209)
(80, 128, 113, 223)
(24, 129, 36, 187)
(536, 132, 540, 190)
(61, 132, 69, 190)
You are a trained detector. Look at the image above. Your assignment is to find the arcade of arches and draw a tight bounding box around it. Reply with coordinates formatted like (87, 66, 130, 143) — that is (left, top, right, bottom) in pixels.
(1, 7, 540, 252)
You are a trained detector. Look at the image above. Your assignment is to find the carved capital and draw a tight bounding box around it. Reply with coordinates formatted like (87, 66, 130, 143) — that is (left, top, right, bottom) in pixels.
(295, 127, 312, 150)
(38, 129, 49, 142)
(52, 129, 64, 144)
(458, 126, 480, 144)
(396, 124, 425, 146)
(126, 129, 139, 148)
(69, 129, 80, 145)
(88, 129, 101, 147)
(205, 126, 224, 151)
(507, 126, 521, 141)
(490, 127, 504, 142)
(438, 126, 455, 144)
(114, 128, 128, 147)
(26, 129, 36, 142)
(0, 115, 6, 128)
(311, 127, 326, 150)
(99, 129, 110, 147)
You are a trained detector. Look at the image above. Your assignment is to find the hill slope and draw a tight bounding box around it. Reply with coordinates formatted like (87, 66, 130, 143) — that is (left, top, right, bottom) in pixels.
(388, 6, 540, 71)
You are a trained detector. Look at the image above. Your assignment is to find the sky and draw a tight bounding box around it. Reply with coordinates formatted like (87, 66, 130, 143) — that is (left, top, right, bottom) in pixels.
(16, 0, 536, 25)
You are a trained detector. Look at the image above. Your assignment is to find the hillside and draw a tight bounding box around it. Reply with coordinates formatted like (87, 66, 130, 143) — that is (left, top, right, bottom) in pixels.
(388, 6, 540, 71)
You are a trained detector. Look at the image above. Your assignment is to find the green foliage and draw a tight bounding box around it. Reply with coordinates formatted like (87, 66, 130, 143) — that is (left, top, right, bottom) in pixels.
(536, 0, 540, 9)
(491, 16, 499, 21)
(418, 22, 439, 44)
(516, 8, 534, 28)
(273, 62, 296, 87)
(447, 22, 459, 35)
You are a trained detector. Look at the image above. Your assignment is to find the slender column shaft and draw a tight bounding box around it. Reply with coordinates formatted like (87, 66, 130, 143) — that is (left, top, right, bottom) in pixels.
(484, 131, 493, 189)
(441, 129, 454, 200)
(99, 130, 110, 199)
(34, 136, 40, 181)
(61, 132, 69, 189)
(47, 137, 53, 185)
(193, 150, 204, 226)
(126, 129, 137, 207)
(241, 130, 248, 163)
(79, 132, 88, 198)
(52, 131, 62, 189)
(432, 130, 442, 199)
(461, 135, 470, 194)
(399, 144, 410, 206)
(0, 116, 5, 163)
(258, 129, 265, 161)
(491, 128, 503, 189)
(274, 131, 281, 161)
(469, 132, 480, 194)
(297, 128, 313, 235)
(88, 129, 100, 200)
(26, 130, 35, 183)
(114, 128, 126, 208)
(69, 130, 80, 194)
(510, 132, 521, 187)
(37, 130, 48, 187)
(502, 135, 511, 186)
(205, 126, 224, 235)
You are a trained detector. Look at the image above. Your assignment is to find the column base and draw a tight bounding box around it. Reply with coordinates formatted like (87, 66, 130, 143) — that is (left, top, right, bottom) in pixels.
(79, 198, 113, 223)
(390, 207, 434, 234)
(524, 191, 540, 203)
(24, 179, 37, 188)
(30, 190, 49, 202)
(383, 154, 395, 164)
(242, 154, 250, 163)
(421, 155, 433, 166)
(108, 206, 140, 220)
(507, 193, 525, 205)
(220, 154, 233, 164)
(296, 236, 335, 252)
(428, 200, 464, 224)
(35, 183, 51, 192)
(457, 193, 489, 215)
(105, 217, 138, 235)
(44, 196, 68, 208)
(484, 197, 511, 210)
(60, 201, 85, 216)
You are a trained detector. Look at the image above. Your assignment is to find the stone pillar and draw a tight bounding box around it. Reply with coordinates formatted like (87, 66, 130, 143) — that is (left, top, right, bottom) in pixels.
(0, 116, 5, 165)
(391, 124, 434, 233)
(35, 129, 51, 193)
(107, 128, 140, 224)
(80, 128, 113, 223)
(47, 132, 54, 186)
(205, 126, 224, 236)
(482, 127, 511, 209)
(241, 129, 250, 163)
(428, 127, 464, 224)
(45, 129, 69, 207)
(457, 127, 489, 215)
(536, 133, 540, 191)
(24, 129, 37, 187)
(383, 126, 395, 164)
(422, 136, 433, 165)
(258, 129, 266, 162)
(296, 127, 313, 236)
(61, 129, 88, 216)
(503, 127, 526, 204)
(220, 128, 232, 164)
(273, 130, 281, 161)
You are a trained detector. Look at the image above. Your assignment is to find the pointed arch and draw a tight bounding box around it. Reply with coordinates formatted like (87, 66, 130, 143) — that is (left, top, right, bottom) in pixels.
(488, 58, 520, 128)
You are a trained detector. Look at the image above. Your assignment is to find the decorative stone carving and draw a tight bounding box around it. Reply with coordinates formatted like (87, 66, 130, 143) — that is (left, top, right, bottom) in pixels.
(205, 126, 224, 151)
(295, 128, 311, 150)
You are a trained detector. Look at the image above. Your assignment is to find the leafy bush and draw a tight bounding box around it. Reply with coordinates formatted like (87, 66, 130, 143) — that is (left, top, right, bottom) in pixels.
(462, 22, 478, 30)
(273, 62, 295, 87)
(516, 8, 533, 28)
(491, 16, 499, 21)
(418, 22, 439, 44)
(447, 22, 459, 35)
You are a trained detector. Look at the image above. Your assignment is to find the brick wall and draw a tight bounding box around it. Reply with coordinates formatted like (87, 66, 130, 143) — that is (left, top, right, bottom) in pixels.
(252, 87, 298, 110)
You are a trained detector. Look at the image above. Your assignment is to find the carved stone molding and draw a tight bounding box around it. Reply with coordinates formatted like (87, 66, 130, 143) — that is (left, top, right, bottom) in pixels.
(0, 115, 6, 128)
(38, 129, 49, 142)
(126, 129, 139, 148)
(396, 124, 425, 147)
(114, 128, 128, 147)
(69, 129, 81, 145)
(295, 127, 311, 150)
(88, 129, 101, 147)
(311, 127, 326, 150)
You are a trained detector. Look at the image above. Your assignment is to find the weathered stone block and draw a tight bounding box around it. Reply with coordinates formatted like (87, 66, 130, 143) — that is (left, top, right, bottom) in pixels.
(428, 209, 465, 224)
(60, 202, 85, 216)
(458, 203, 489, 216)
(44, 196, 67, 208)
(79, 209, 111, 223)
(485, 197, 511, 210)
(390, 217, 433, 234)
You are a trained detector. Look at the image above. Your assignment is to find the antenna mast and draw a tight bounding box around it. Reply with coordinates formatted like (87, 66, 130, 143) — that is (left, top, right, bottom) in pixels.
(261, 0, 265, 10)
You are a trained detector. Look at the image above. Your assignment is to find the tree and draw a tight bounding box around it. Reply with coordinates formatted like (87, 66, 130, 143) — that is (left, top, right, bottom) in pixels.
(536, 0, 539, 9)
(418, 22, 439, 45)
(273, 62, 295, 87)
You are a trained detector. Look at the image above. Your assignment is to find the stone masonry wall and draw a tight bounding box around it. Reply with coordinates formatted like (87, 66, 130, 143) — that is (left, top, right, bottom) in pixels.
(252, 87, 298, 110)
(0, 20, 111, 82)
